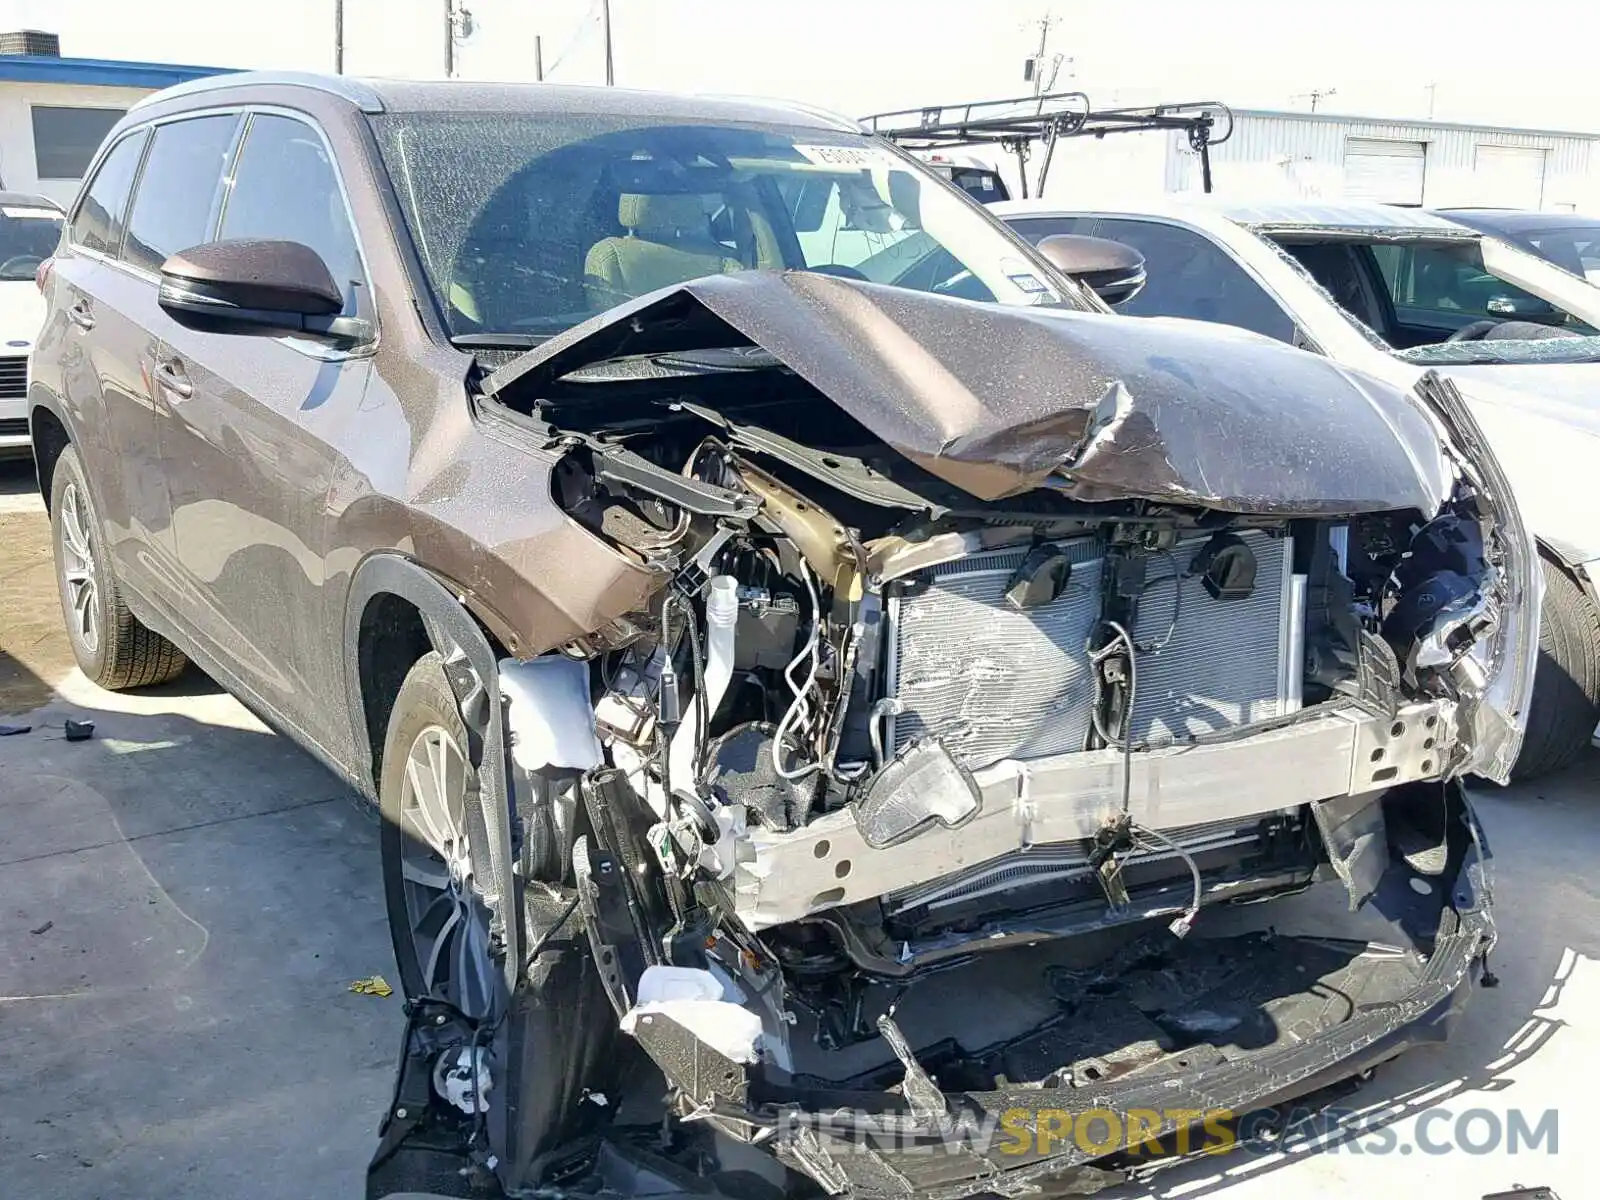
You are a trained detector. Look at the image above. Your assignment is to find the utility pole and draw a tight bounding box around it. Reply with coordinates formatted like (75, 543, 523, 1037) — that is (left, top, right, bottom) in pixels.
(444, 0, 454, 78)
(534, 34, 544, 81)
(1424, 81, 1438, 119)
(1024, 11, 1057, 96)
(334, 0, 344, 73)
(1291, 87, 1337, 113)
(601, 0, 614, 85)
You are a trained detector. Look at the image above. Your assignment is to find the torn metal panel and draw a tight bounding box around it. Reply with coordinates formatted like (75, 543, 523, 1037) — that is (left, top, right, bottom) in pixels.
(484, 271, 1452, 515)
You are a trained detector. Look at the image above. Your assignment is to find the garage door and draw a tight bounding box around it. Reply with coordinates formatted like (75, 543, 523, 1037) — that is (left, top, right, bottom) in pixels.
(1474, 144, 1547, 209)
(1343, 138, 1427, 206)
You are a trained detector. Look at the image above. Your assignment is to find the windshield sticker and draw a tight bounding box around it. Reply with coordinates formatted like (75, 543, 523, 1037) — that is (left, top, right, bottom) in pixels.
(792, 143, 897, 170)
(2, 206, 59, 220)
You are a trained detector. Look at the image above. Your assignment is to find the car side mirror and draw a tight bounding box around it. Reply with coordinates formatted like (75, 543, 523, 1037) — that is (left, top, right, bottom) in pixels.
(158, 239, 368, 343)
(1035, 234, 1147, 306)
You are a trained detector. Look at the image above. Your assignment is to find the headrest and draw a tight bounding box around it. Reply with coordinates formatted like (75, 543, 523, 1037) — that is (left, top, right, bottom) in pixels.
(618, 193, 708, 238)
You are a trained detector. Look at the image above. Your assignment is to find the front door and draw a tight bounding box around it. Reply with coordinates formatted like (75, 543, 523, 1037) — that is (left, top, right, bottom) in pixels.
(152, 111, 375, 746)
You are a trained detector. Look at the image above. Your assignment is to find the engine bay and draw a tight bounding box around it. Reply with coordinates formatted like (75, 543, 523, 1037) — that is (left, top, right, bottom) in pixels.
(376, 277, 1529, 1199)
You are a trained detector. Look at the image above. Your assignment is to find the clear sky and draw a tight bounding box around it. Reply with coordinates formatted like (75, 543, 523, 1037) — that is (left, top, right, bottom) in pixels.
(5, 0, 1599, 133)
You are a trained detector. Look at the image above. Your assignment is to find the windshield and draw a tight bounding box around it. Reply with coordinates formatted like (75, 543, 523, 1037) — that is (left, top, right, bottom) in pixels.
(369, 113, 1078, 343)
(0, 203, 63, 280)
(1272, 233, 1600, 366)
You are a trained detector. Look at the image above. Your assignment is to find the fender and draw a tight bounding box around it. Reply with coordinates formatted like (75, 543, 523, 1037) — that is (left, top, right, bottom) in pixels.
(342, 552, 521, 987)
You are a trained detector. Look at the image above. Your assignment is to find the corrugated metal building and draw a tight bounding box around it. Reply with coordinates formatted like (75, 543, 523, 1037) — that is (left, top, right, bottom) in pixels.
(1039, 107, 1600, 212)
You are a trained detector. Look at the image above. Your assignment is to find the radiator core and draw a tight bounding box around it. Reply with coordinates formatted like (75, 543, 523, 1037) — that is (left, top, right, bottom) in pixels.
(884, 531, 1297, 771)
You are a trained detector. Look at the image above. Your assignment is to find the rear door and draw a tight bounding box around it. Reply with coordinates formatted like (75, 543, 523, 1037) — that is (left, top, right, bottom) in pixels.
(153, 110, 375, 745)
(32, 125, 185, 603)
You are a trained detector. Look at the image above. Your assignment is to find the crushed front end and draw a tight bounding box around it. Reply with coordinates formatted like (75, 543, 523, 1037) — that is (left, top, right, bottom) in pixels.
(372, 276, 1535, 1199)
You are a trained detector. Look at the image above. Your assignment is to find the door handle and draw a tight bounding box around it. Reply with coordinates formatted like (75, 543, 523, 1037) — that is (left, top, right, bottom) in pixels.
(66, 301, 95, 331)
(154, 359, 193, 400)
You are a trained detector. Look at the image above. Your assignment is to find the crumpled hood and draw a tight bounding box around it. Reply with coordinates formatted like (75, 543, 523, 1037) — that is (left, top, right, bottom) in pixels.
(486, 271, 1453, 516)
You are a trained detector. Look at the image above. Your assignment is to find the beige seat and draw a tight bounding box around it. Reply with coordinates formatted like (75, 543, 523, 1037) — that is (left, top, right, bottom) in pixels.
(584, 193, 742, 309)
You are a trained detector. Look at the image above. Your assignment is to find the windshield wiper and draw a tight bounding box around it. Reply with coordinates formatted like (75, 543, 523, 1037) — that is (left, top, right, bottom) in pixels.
(449, 333, 552, 349)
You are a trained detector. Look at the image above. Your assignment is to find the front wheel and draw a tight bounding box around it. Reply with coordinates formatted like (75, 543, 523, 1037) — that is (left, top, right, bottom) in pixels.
(377, 650, 621, 1187)
(1513, 558, 1600, 781)
(379, 651, 499, 1017)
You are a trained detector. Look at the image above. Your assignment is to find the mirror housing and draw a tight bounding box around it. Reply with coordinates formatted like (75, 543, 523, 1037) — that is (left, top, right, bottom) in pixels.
(1035, 234, 1147, 306)
(158, 239, 367, 342)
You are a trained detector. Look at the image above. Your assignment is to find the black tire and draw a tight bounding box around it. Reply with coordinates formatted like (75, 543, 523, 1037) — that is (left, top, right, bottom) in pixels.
(1514, 557, 1600, 780)
(48, 444, 187, 690)
(379, 651, 497, 1011)
(378, 651, 618, 1183)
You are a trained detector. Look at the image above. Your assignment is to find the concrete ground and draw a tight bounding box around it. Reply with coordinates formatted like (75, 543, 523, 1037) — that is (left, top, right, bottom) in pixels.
(1, 457, 1595, 1199)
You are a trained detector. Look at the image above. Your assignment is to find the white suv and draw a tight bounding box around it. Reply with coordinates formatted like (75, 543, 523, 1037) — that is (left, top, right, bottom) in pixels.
(0, 192, 64, 456)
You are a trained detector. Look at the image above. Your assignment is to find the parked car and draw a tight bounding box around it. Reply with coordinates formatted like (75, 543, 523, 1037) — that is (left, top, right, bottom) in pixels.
(1436, 208, 1600, 286)
(997, 196, 1600, 779)
(30, 76, 1531, 1200)
(0, 192, 64, 457)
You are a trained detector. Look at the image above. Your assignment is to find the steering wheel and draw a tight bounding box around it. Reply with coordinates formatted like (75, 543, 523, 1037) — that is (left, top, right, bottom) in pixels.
(1446, 319, 1499, 342)
(0, 255, 43, 277)
(804, 264, 868, 282)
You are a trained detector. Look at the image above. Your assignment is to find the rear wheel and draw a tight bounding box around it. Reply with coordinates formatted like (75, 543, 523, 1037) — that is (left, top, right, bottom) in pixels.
(49, 444, 187, 690)
(1514, 557, 1600, 780)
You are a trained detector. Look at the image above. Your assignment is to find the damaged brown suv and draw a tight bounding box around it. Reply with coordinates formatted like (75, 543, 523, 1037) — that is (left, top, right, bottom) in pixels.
(30, 74, 1538, 1199)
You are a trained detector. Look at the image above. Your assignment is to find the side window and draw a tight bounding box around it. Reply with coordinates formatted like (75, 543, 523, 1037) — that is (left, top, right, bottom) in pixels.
(70, 129, 147, 257)
(219, 114, 365, 314)
(1369, 241, 1548, 324)
(123, 114, 238, 274)
(1092, 218, 1297, 343)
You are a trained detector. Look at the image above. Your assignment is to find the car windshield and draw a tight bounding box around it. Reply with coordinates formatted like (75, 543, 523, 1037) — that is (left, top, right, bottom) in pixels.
(368, 112, 1079, 343)
(0, 203, 63, 280)
(1272, 233, 1600, 366)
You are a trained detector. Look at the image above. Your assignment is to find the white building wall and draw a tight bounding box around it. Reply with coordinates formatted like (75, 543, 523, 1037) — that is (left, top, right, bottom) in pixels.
(1165, 111, 1600, 212)
(0, 81, 154, 207)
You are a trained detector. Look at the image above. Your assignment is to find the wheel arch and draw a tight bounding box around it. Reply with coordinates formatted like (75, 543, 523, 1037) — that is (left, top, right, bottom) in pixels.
(27, 392, 72, 515)
(342, 551, 522, 974)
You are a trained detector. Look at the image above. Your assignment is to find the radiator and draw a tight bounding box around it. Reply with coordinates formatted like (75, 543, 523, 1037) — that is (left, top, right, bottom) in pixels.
(884, 531, 1299, 771)
(887, 540, 1104, 770)
(1128, 530, 1297, 744)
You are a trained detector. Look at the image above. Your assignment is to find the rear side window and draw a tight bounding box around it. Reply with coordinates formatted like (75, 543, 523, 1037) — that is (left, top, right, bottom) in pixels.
(219, 114, 364, 314)
(70, 129, 147, 257)
(123, 115, 238, 274)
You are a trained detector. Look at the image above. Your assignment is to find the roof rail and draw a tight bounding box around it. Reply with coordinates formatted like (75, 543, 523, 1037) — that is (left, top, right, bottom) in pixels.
(860, 91, 1234, 196)
(131, 70, 386, 114)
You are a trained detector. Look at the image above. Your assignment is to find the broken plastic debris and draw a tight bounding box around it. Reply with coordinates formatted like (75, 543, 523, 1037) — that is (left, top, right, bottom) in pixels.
(0, 723, 31, 736)
(584, 1090, 610, 1106)
(620, 965, 764, 1063)
(63, 719, 95, 742)
(349, 975, 393, 997)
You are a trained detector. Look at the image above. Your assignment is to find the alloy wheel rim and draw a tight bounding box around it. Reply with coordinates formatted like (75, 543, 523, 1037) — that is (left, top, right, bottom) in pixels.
(397, 723, 495, 1018)
(58, 482, 99, 654)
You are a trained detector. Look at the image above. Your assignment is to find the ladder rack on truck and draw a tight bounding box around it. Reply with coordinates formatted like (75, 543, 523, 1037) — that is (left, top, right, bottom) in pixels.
(860, 91, 1234, 198)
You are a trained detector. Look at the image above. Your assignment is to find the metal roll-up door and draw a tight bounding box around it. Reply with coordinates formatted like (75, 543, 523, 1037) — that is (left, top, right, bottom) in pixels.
(1343, 138, 1427, 206)
(1474, 144, 1548, 209)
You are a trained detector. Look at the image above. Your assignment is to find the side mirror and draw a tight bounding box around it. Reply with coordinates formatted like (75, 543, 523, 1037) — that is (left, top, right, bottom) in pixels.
(1485, 293, 1563, 322)
(1035, 234, 1147, 306)
(158, 239, 367, 342)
